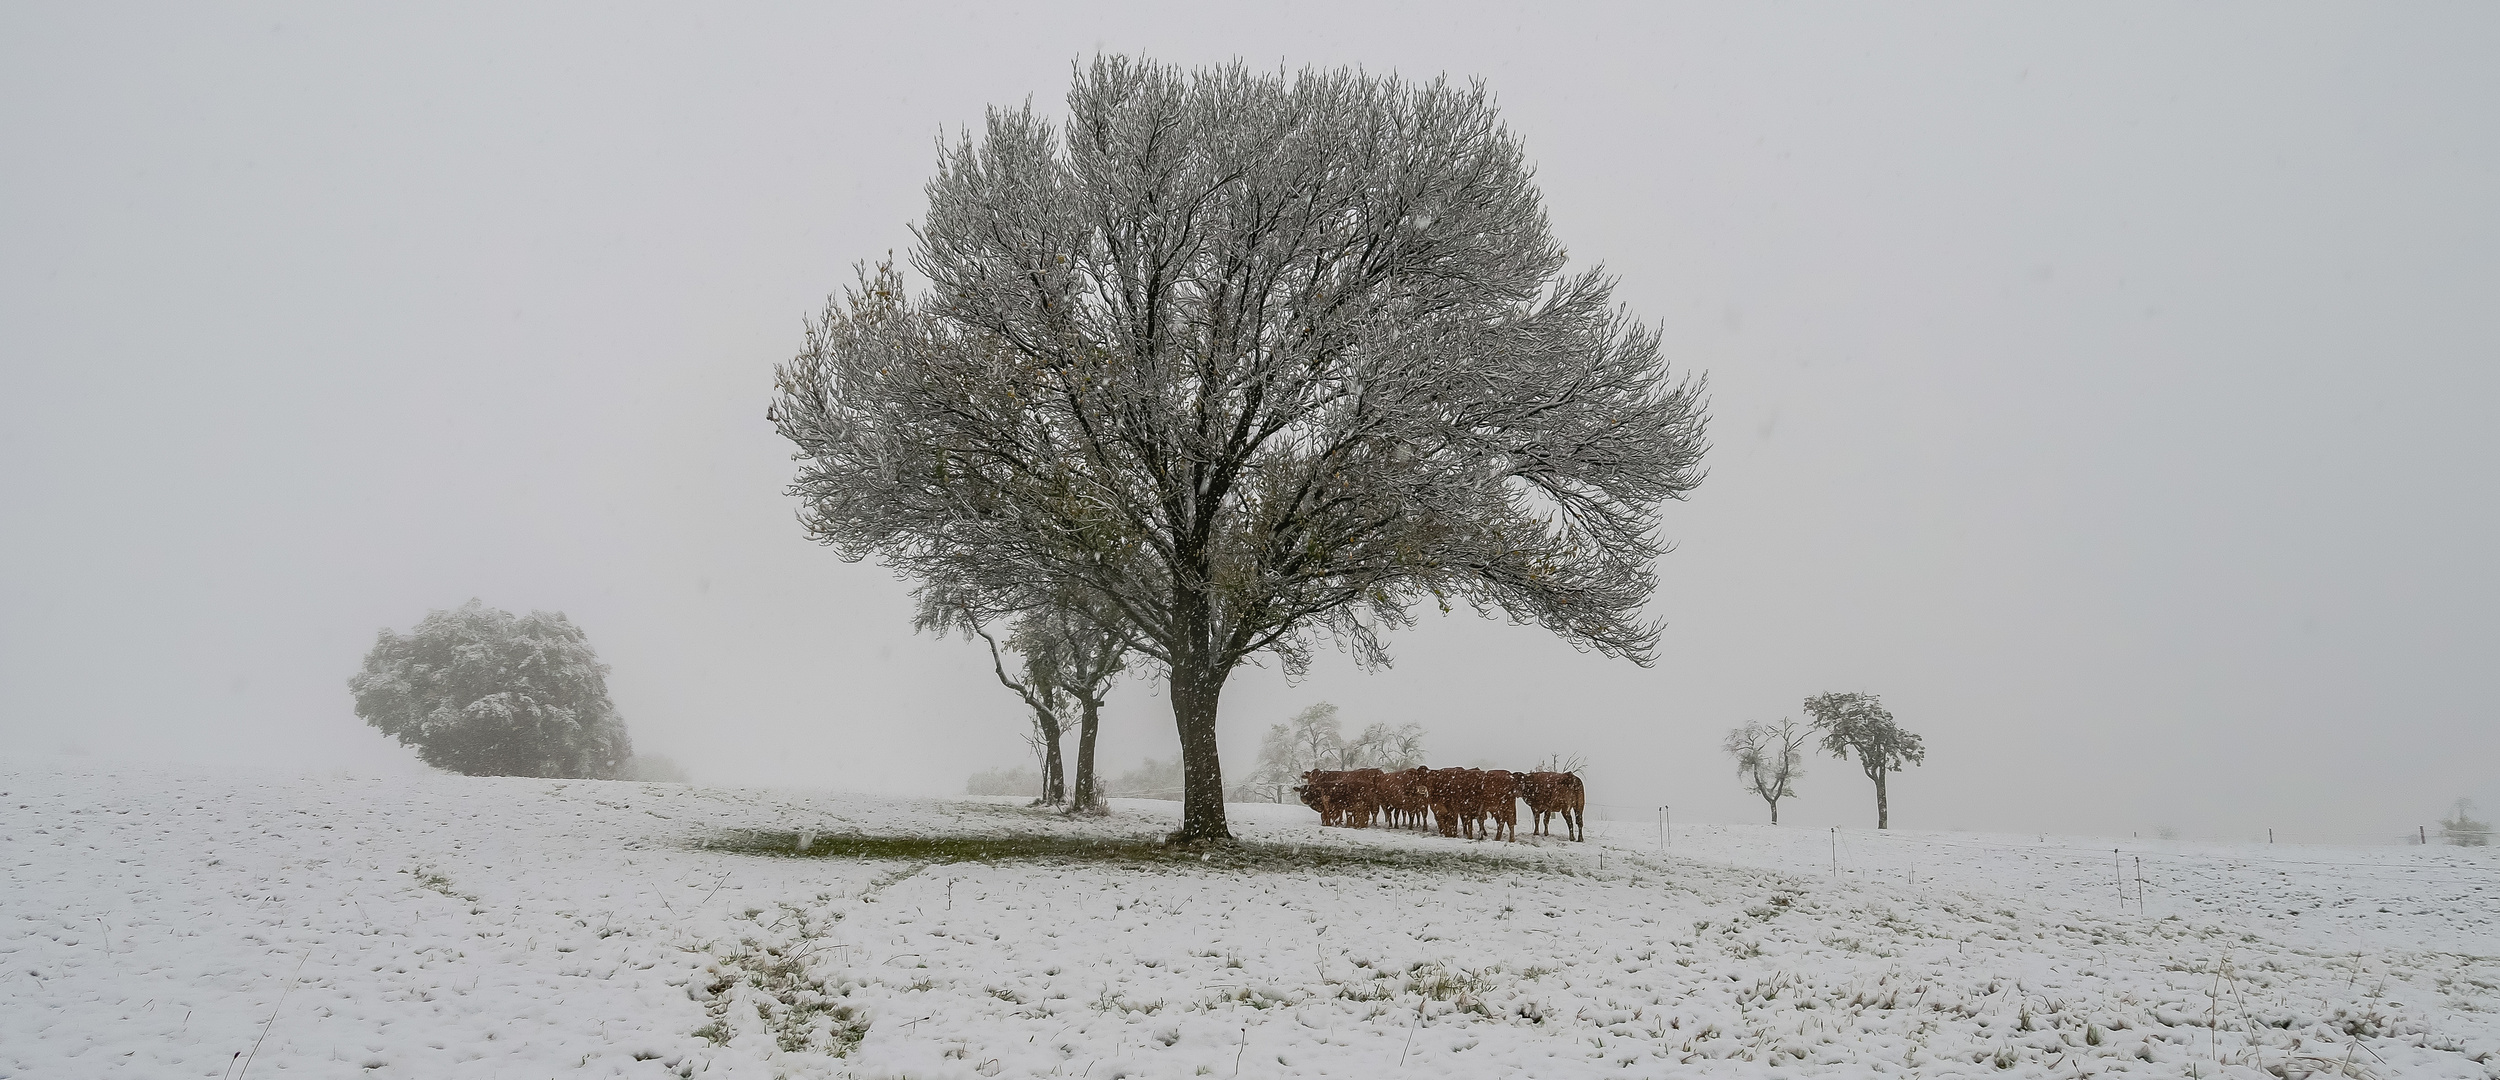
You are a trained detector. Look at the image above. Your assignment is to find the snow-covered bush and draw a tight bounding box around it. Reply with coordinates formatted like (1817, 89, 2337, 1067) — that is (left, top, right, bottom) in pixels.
(965, 765, 1040, 798)
(349, 600, 632, 778)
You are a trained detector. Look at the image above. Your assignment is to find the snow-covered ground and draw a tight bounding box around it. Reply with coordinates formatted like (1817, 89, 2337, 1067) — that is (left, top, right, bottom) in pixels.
(5, 767, 2496, 1078)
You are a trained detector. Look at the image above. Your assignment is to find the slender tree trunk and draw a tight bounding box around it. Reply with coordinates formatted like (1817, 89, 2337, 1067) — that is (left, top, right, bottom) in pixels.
(1070, 697, 1102, 812)
(1873, 769, 1889, 830)
(1037, 712, 1066, 804)
(1769, 799, 1780, 825)
(1169, 661, 1231, 843)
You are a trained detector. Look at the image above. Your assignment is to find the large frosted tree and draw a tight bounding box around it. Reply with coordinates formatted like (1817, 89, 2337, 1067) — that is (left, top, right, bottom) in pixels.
(1805, 692, 1924, 829)
(350, 600, 632, 779)
(773, 57, 1710, 841)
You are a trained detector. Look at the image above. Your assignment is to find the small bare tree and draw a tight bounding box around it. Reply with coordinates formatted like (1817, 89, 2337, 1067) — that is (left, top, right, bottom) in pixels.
(918, 595, 1057, 800)
(774, 58, 1710, 841)
(1007, 603, 1128, 811)
(1242, 702, 1345, 801)
(949, 612, 1069, 805)
(1240, 724, 1303, 802)
(1723, 719, 1807, 824)
(919, 593, 1125, 811)
(1804, 692, 1923, 829)
(1347, 722, 1429, 770)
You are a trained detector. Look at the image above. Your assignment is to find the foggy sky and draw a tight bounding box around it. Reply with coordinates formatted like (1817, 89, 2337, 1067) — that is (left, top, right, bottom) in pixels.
(4, 3, 2494, 843)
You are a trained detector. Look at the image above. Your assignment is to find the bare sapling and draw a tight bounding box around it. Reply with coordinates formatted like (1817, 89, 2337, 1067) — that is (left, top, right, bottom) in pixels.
(1723, 718, 1806, 824)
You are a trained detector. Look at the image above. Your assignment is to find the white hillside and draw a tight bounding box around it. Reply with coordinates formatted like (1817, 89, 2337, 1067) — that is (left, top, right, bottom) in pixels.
(4, 767, 2495, 1078)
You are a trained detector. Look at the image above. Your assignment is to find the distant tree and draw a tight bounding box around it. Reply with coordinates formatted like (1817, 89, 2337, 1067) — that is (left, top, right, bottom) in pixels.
(966, 765, 1042, 798)
(1237, 710, 1425, 799)
(2441, 798, 2491, 846)
(1110, 756, 1186, 800)
(1804, 692, 1923, 829)
(619, 754, 691, 784)
(1009, 603, 1129, 812)
(350, 600, 632, 779)
(770, 57, 1711, 842)
(917, 596, 1072, 805)
(919, 591, 1127, 811)
(1241, 703, 1346, 801)
(1344, 721, 1429, 771)
(1284, 704, 1345, 771)
(1240, 726, 1304, 802)
(1723, 718, 1807, 824)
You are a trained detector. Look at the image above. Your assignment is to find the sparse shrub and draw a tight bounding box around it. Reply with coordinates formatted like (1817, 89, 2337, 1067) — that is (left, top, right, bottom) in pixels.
(966, 765, 1042, 798)
(2440, 798, 2491, 846)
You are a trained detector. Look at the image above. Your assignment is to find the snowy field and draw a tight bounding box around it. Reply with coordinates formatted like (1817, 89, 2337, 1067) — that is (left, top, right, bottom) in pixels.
(5, 767, 2496, 1078)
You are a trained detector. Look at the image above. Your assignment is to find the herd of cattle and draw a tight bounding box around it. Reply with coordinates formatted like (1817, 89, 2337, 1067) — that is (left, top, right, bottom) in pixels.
(1294, 767, 1586, 842)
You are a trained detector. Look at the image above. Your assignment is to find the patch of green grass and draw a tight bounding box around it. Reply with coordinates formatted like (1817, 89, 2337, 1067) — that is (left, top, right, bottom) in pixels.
(697, 829, 1558, 874)
(408, 865, 476, 902)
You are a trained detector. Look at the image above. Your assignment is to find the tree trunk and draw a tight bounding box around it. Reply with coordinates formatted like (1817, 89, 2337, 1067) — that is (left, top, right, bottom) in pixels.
(1873, 770, 1889, 830)
(1070, 696, 1102, 812)
(1769, 800, 1780, 825)
(1168, 661, 1231, 843)
(1037, 712, 1066, 805)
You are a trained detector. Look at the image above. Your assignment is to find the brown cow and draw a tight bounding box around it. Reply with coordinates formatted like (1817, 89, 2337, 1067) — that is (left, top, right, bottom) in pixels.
(1424, 767, 1467, 838)
(1392, 767, 1433, 830)
(1356, 767, 1539, 842)
(1480, 769, 1521, 842)
(1519, 771, 1586, 841)
(1341, 768, 1389, 829)
(1300, 770, 1340, 825)
(1460, 770, 1490, 845)
(1298, 769, 1398, 829)
(1295, 769, 1346, 826)
(1517, 771, 1554, 837)
(1438, 768, 1507, 841)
